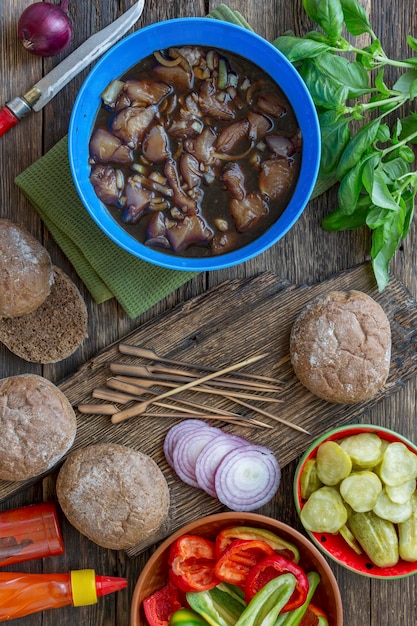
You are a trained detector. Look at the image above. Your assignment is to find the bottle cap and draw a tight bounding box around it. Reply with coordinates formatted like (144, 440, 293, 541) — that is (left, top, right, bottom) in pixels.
(70, 569, 127, 607)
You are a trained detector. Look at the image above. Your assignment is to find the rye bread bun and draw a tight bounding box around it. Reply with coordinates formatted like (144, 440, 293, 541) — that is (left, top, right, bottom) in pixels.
(290, 290, 391, 404)
(0, 219, 54, 318)
(56, 443, 170, 550)
(0, 374, 77, 481)
(0, 266, 88, 363)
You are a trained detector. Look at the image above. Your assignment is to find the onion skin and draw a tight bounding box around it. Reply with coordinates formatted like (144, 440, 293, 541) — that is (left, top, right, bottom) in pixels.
(17, 1, 73, 58)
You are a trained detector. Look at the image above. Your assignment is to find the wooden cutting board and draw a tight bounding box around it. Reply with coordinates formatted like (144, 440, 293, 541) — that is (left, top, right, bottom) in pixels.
(2, 262, 417, 556)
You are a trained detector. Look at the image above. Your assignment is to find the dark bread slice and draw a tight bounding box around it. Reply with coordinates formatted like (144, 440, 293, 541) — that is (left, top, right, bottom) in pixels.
(0, 266, 88, 363)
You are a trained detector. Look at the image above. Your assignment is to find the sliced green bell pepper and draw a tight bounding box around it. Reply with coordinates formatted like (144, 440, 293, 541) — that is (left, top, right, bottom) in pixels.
(275, 571, 321, 626)
(234, 573, 296, 626)
(186, 582, 246, 626)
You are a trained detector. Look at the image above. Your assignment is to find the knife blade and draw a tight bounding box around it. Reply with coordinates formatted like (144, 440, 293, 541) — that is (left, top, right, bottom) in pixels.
(0, 0, 145, 137)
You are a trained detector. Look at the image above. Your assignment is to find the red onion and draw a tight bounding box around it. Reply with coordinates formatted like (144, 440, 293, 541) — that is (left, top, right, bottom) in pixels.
(17, 1, 73, 57)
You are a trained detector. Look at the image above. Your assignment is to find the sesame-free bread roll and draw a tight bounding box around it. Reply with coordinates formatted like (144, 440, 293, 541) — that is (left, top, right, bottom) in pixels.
(0, 374, 77, 481)
(290, 290, 391, 404)
(0, 266, 88, 363)
(0, 219, 54, 318)
(56, 443, 170, 550)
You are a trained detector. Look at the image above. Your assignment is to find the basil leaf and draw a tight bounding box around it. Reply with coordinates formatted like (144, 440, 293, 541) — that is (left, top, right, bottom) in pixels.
(322, 197, 371, 230)
(318, 110, 351, 176)
(272, 36, 329, 63)
(375, 69, 390, 96)
(302, 0, 344, 41)
(381, 157, 410, 182)
(406, 34, 417, 52)
(299, 60, 349, 108)
(393, 69, 417, 95)
(313, 53, 371, 97)
(356, 39, 384, 69)
(371, 204, 406, 291)
(340, 0, 373, 35)
(338, 158, 367, 213)
(337, 118, 381, 179)
(366, 165, 401, 211)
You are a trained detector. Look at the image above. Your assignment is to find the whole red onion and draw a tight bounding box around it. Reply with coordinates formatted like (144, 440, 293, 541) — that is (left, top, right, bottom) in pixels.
(17, 1, 73, 57)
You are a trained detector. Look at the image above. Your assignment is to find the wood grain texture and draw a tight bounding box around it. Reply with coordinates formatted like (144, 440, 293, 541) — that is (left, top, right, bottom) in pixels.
(1, 0, 417, 624)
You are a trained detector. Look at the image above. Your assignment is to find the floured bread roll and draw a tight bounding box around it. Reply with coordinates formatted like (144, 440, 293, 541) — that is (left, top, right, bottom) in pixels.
(0, 374, 77, 481)
(56, 443, 170, 550)
(290, 290, 391, 404)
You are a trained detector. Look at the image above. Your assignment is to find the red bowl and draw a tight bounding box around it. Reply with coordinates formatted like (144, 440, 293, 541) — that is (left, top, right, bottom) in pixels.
(130, 512, 343, 625)
(294, 424, 417, 578)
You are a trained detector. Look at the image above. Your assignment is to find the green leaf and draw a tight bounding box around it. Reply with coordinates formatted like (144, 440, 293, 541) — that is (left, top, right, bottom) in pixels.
(393, 70, 417, 95)
(366, 165, 401, 211)
(340, 0, 373, 36)
(406, 34, 417, 52)
(375, 69, 390, 96)
(356, 39, 384, 69)
(376, 123, 390, 142)
(398, 114, 417, 143)
(322, 197, 371, 230)
(337, 119, 381, 179)
(381, 157, 410, 182)
(272, 36, 330, 63)
(302, 0, 344, 41)
(338, 158, 367, 213)
(313, 53, 371, 97)
(318, 110, 351, 176)
(371, 204, 406, 291)
(299, 61, 349, 109)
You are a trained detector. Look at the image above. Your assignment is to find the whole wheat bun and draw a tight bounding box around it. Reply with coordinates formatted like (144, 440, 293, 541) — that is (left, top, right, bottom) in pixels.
(56, 443, 170, 550)
(0, 266, 88, 363)
(0, 219, 54, 318)
(290, 290, 391, 404)
(0, 374, 77, 481)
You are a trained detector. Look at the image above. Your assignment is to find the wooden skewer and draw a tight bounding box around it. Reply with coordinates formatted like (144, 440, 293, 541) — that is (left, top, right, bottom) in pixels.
(109, 362, 281, 391)
(111, 353, 268, 424)
(93, 387, 137, 403)
(138, 412, 271, 428)
(118, 344, 281, 384)
(78, 403, 119, 415)
(109, 372, 283, 405)
(232, 397, 311, 435)
(105, 377, 247, 418)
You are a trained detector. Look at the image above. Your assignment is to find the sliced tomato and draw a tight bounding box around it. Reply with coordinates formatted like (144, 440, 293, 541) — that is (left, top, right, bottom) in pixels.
(168, 534, 219, 592)
(143, 581, 182, 626)
(214, 538, 275, 588)
(244, 554, 309, 612)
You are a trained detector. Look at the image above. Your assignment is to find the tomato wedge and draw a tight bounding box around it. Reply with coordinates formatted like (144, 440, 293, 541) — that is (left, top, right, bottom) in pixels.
(244, 553, 309, 612)
(143, 581, 182, 626)
(168, 534, 219, 592)
(214, 538, 275, 588)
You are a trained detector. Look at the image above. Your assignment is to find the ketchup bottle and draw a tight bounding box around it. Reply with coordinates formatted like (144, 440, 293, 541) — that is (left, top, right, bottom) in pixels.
(0, 569, 128, 620)
(0, 502, 64, 567)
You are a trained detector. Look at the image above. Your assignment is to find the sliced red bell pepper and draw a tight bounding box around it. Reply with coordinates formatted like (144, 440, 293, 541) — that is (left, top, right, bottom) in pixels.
(168, 534, 219, 592)
(244, 554, 309, 612)
(214, 538, 275, 588)
(299, 603, 329, 625)
(143, 581, 183, 626)
(215, 525, 300, 562)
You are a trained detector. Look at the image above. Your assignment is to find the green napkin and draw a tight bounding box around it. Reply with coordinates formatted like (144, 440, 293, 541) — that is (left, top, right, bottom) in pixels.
(14, 5, 332, 318)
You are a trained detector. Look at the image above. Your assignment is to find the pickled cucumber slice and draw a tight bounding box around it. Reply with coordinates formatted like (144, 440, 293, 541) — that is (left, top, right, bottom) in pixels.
(386, 479, 416, 505)
(300, 486, 348, 533)
(340, 471, 382, 512)
(373, 488, 413, 523)
(300, 459, 323, 500)
(339, 433, 383, 469)
(379, 442, 417, 487)
(339, 524, 362, 555)
(316, 441, 352, 486)
(398, 493, 417, 562)
(348, 510, 399, 567)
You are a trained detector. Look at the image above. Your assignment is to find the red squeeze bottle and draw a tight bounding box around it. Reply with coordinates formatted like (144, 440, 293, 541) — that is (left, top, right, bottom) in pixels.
(0, 502, 64, 567)
(0, 569, 127, 620)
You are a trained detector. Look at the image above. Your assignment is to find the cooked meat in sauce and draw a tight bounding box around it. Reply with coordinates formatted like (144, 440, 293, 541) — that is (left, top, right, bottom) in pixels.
(89, 46, 302, 257)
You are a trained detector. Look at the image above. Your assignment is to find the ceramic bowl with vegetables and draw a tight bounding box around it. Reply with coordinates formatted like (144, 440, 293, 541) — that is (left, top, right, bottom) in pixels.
(130, 512, 343, 626)
(294, 424, 417, 578)
(69, 18, 320, 272)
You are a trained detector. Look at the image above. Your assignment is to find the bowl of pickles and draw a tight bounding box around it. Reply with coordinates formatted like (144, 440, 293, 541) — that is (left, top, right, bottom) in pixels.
(294, 424, 417, 578)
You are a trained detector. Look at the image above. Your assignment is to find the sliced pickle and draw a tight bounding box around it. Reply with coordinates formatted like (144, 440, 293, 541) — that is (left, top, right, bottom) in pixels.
(300, 486, 348, 534)
(316, 441, 352, 486)
(378, 442, 417, 487)
(339, 524, 362, 555)
(339, 433, 383, 469)
(348, 510, 399, 567)
(373, 488, 413, 523)
(386, 479, 416, 504)
(300, 459, 323, 500)
(340, 471, 382, 512)
(398, 493, 417, 562)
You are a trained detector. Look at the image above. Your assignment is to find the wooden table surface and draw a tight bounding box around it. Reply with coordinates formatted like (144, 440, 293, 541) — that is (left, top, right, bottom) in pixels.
(1, 0, 417, 624)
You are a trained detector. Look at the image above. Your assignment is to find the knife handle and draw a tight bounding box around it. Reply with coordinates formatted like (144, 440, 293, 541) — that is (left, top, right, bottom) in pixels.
(0, 106, 20, 137)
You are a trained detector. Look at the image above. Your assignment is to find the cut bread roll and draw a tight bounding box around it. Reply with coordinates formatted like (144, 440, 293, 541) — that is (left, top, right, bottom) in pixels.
(0, 266, 88, 363)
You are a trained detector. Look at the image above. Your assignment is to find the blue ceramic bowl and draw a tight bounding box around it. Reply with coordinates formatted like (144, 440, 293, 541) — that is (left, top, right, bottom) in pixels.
(69, 18, 321, 271)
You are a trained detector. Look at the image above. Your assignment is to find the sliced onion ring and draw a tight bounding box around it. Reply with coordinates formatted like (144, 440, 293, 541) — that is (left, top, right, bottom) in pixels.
(170, 424, 218, 488)
(163, 419, 209, 468)
(214, 445, 281, 511)
(195, 432, 249, 498)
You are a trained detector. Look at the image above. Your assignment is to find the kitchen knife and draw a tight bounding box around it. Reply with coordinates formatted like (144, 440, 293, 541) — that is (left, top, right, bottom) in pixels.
(0, 0, 145, 137)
